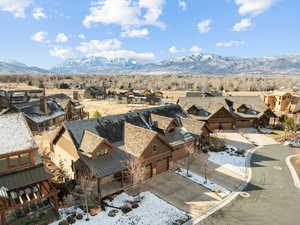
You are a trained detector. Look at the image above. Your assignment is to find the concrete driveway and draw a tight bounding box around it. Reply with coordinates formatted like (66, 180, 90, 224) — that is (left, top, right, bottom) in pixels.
(239, 128, 277, 146)
(197, 145, 300, 225)
(217, 130, 254, 151)
(127, 171, 221, 217)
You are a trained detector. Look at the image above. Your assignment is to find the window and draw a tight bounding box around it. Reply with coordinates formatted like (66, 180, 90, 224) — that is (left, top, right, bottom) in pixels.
(0, 157, 8, 171)
(153, 145, 157, 152)
(20, 153, 30, 165)
(9, 155, 19, 168)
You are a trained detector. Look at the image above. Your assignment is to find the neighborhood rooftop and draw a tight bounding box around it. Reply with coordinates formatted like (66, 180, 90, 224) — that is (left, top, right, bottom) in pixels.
(64, 104, 188, 149)
(0, 113, 37, 154)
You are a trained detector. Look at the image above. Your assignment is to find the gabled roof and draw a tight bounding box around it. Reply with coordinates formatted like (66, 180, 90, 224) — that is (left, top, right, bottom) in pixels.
(80, 130, 110, 153)
(161, 127, 196, 147)
(0, 113, 37, 155)
(15, 99, 66, 123)
(124, 122, 158, 158)
(181, 96, 269, 119)
(64, 104, 187, 149)
(180, 117, 207, 136)
(151, 113, 176, 131)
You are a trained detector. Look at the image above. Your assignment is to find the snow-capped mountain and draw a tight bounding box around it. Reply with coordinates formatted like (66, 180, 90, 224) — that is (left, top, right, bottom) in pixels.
(50, 56, 140, 74)
(0, 59, 49, 75)
(50, 53, 300, 75)
(2, 53, 300, 75)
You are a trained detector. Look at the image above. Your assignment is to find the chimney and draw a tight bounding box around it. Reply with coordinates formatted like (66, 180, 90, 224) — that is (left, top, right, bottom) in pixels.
(40, 96, 49, 114)
(73, 91, 79, 100)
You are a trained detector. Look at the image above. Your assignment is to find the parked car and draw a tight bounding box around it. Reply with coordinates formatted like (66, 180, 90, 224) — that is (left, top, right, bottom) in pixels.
(288, 138, 300, 147)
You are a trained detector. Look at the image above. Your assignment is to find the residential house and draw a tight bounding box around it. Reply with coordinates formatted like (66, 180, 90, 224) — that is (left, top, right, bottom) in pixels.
(181, 96, 277, 129)
(49, 104, 207, 198)
(15, 97, 66, 134)
(0, 113, 58, 225)
(48, 93, 88, 121)
(0, 89, 45, 105)
(117, 91, 162, 105)
(186, 88, 223, 98)
(262, 92, 292, 112)
(84, 87, 107, 99)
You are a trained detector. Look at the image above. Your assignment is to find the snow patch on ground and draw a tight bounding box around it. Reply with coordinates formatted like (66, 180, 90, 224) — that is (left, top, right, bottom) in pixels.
(208, 145, 246, 177)
(258, 128, 273, 134)
(50, 191, 189, 225)
(175, 168, 230, 199)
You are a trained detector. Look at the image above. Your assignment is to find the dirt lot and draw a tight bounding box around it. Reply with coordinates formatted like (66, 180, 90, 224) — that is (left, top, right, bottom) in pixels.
(290, 155, 300, 180)
(82, 99, 155, 117)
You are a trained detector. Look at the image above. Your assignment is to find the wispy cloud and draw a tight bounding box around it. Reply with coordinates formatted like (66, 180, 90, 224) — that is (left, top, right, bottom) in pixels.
(178, 0, 187, 11)
(49, 46, 73, 59)
(32, 8, 47, 20)
(216, 40, 246, 47)
(56, 33, 69, 43)
(233, 18, 252, 31)
(0, 0, 32, 18)
(190, 45, 202, 53)
(235, 0, 278, 17)
(30, 31, 47, 42)
(121, 28, 149, 38)
(197, 19, 212, 33)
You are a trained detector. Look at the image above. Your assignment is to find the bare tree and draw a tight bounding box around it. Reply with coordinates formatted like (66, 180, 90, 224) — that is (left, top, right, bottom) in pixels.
(185, 142, 198, 177)
(78, 169, 96, 221)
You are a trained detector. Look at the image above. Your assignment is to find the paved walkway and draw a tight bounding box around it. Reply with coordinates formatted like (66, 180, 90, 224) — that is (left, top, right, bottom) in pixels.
(239, 128, 278, 146)
(197, 144, 300, 225)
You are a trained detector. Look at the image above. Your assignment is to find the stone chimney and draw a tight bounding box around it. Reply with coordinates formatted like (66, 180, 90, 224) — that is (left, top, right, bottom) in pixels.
(40, 96, 49, 114)
(73, 91, 79, 100)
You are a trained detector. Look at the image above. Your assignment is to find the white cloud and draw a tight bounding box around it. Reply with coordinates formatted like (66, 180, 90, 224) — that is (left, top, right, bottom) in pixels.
(77, 39, 122, 54)
(233, 18, 252, 31)
(216, 40, 246, 47)
(49, 46, 73, 59)
(121, 28, 149, 38)
(190, 45, 202, 53)
(197, 19, 212, 33)
(32, 8, 46, 20)
(30, 31, 47, 42)
(78, 34, 86, 39)
(139, 0, 166, 27)
(169, 46, 179, 54)
(235, 0, 278, 17)
(83, 0, 166, 29)
(56, 33, 69, 43)
(178, 0, 186, 11)
(0, 0, 32, 18)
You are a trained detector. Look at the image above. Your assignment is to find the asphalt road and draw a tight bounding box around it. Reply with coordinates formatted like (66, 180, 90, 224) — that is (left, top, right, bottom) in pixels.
(197, 144, 300, 225)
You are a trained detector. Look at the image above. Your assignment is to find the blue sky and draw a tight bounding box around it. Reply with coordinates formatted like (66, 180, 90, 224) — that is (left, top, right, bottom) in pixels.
(0, 0, 298, 68)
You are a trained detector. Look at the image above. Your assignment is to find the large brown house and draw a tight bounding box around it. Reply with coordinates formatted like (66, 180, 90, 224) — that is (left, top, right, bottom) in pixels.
(0, 113, 58, 225)
(181, 96, 277, 130)
(50, 104, 209, 199)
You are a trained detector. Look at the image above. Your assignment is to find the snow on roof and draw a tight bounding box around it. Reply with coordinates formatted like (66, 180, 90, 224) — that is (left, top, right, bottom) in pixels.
(0, 113, 37, 155)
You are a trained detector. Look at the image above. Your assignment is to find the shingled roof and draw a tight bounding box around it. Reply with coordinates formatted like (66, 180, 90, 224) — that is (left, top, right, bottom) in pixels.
(0, 164, 53, 191)
(151, 113, 176, 131)
(180, 117, 206, 136)
(0, 113, 37, 155)
(124, 122, 158, 158)
(80, 130, 109, 154)
(64, 104, 187, 149)
(180, 96, 268, 119)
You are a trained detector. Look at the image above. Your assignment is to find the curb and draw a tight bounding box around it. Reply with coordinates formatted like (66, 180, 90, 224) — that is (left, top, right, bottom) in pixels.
(183, 146, 262, 225)
(285, 154, 300, 189)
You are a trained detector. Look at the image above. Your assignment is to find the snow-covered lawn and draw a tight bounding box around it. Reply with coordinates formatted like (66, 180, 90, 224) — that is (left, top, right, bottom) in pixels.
(50, 192, 189, 225)
(175, 168, 230, 199)
(208, 145, 246, 177)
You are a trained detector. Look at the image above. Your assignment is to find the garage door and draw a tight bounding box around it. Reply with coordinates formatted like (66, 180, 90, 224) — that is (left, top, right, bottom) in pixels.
(222, 122, 233, 129)
(172, 149, 187, 161)
(144, 164, 152, 179)
(156, 158, 169, 175)
(209, 122, 233, 130)
(236, 121, 253, 128)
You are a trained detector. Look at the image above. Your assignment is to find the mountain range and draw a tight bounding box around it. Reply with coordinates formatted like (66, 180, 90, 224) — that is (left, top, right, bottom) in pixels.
(2, 53, 300, 75)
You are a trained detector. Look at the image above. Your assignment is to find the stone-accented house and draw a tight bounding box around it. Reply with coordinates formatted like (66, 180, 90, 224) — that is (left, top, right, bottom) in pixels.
(49, 104, 207, 198)
(181, 96, 277, 129)
(84, 87, 107, 99)
(0, 113, 58, 225)
(48, 93, 88, 121)
(262, 92, 292, 112)
(15, 97, 66, 133)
